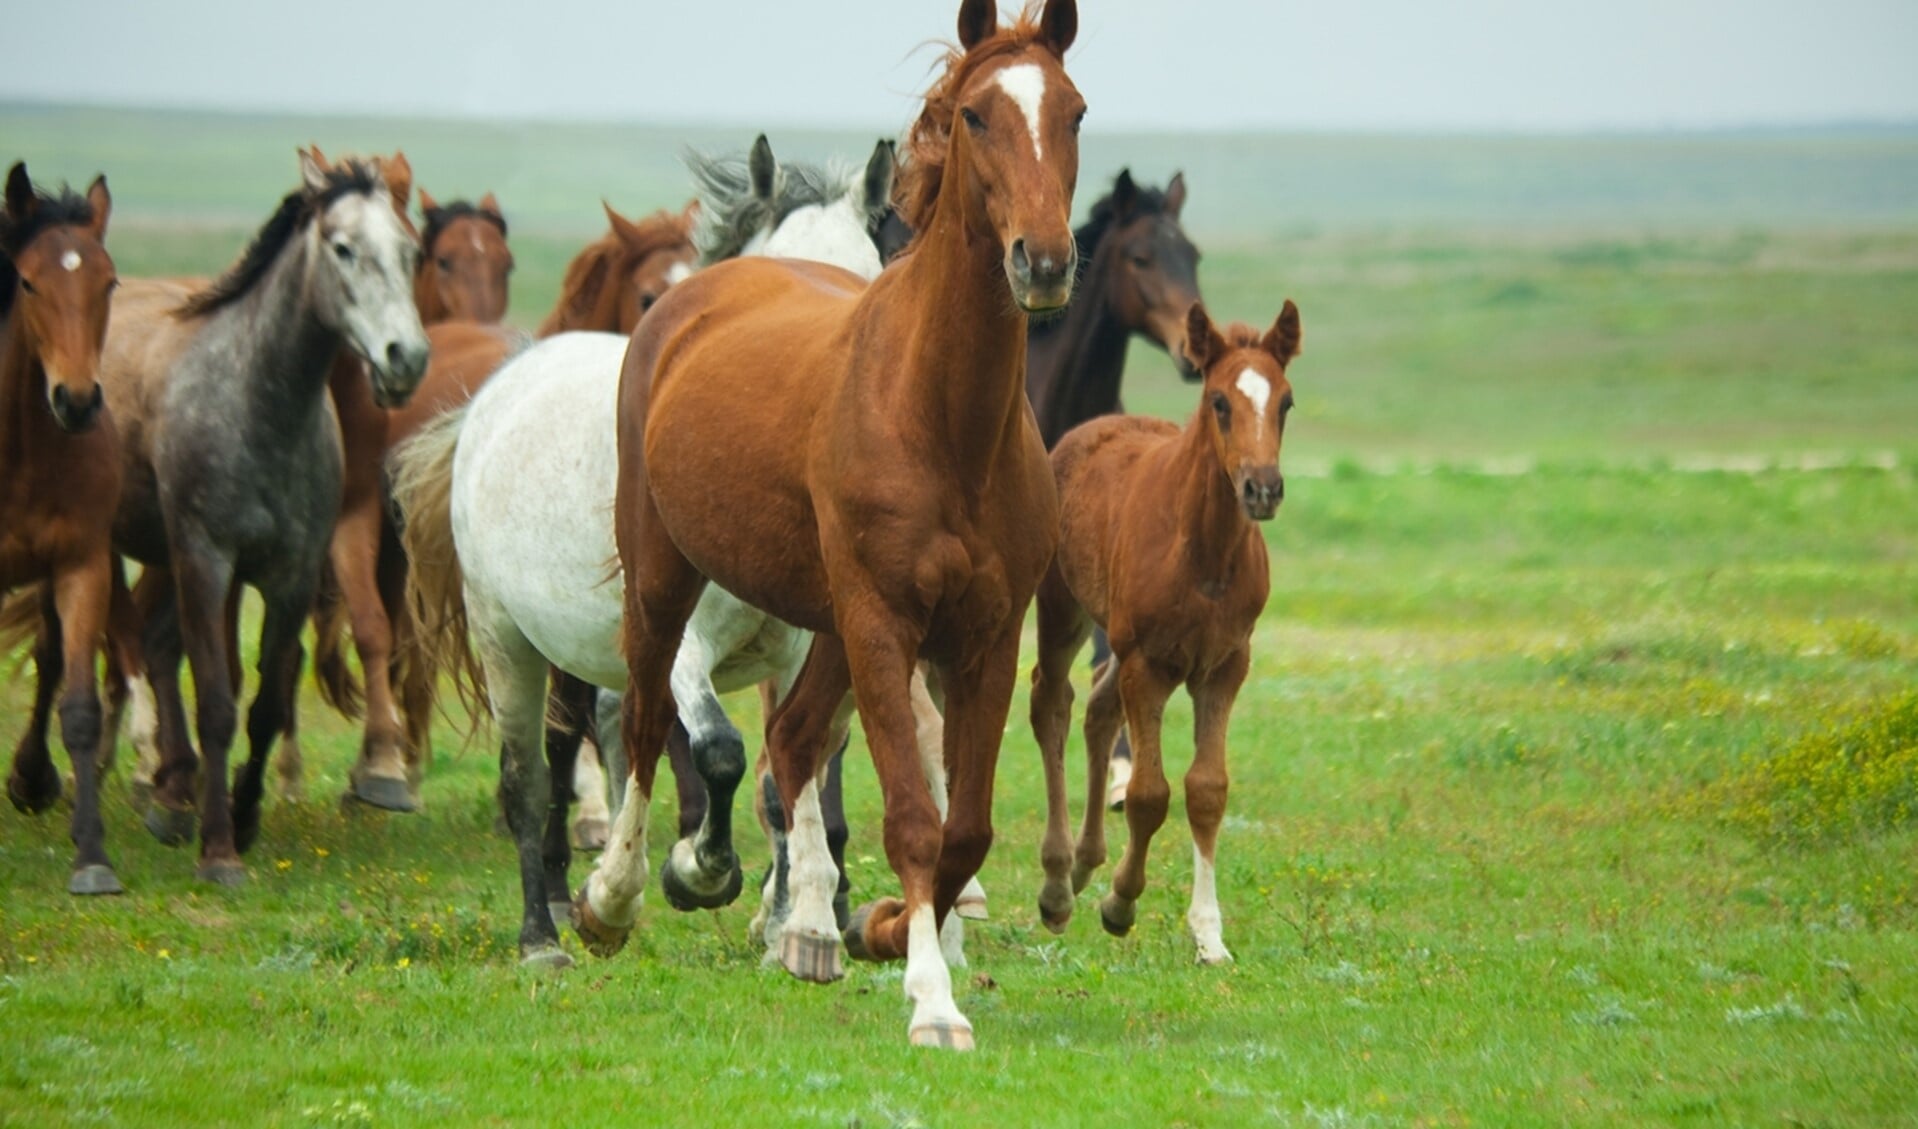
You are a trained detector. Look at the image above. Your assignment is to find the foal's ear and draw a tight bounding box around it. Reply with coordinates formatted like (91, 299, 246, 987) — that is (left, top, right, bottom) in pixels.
(4, 162, 34, 221)
(863, 138, 896, 215)
(1263, 299, 1302, 366)
(299, 148, 330, 195)
(1183, 301, 1225, 371)
(748, 134, 777, 203)
(1112, 168, 1138, 216)
(417, 187, 440, 217)
(1041, 0, 1078, 56)
(86, 175, 111, 240)
(957, 0, 996, 49)
(382, 151, 414, 213)
(1164, 171, 1187, 219)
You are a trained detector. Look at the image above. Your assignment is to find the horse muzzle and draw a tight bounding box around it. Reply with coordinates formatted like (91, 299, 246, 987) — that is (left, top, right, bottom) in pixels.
(1236, 468, 1283, 522)
(1008, 238, 1076, 313)
(48, 382, 105, 433)
(370, 339, 431, 409)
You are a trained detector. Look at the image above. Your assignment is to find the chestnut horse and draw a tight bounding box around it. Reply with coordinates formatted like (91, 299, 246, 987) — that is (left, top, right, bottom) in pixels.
(536, 201, 698, 337)
(583, 0, 1083, 1050)
(101, 152, 427, 883)
(1029, 300, 1299, 965)
(0, 163, 127, 894)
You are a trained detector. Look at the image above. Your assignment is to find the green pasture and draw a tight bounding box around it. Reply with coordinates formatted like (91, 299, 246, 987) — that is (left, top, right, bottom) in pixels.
(3, 107, 1917, 1125)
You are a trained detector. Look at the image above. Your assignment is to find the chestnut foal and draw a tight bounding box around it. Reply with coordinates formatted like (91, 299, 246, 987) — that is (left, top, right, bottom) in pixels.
(1029, 300, 1300, 965)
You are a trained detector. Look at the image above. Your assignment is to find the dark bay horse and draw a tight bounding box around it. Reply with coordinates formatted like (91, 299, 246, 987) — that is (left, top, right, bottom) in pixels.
(584, 0, 1083, 1049)
(1029, 300, 1299, 964)
(0, 163, 129, 894)
(100, 152, 427, 883)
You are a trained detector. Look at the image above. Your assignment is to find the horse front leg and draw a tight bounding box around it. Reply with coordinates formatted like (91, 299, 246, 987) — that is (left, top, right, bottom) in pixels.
(231, 577, 322, 856)
(659, 634, 748, 912)
(169, 543, 243, 885)
(1029, 571, 1092, 932)
(541, 670, 596, 931)
(136, 569, 200, 847)
(481, 624, 570, 968)
(52, 558, 119, 895)
(1098, 651, 1177, 937)
(763, 635, 854, 981)
(6, 590, 64, 815)
(1183, 648, 1248, 965)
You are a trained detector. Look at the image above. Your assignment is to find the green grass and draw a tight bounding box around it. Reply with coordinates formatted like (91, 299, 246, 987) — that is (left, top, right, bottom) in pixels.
(4, 107, 1918, 1125)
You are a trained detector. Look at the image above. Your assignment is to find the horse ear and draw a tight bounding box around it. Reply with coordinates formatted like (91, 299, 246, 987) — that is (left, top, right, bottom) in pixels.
(382, 151, 414, 213)
(86, 175, 111, 240)
(299, 148, 330, 195)
(479, 191, 501, 217)
(417, 187, 439, 216)
(603, 201, 646, 251)
(957, 0, 996, 49)
(1040, 0, 1078, 56)
(749, 134, 777, 203)
(1183, 301, 1223, 371)
(1263, 299, 1302, 365)
(863, 139, 896, 215)
(4, 162, 34, 222)
(1164, 171, 1187, 218)
(1112, 168, 1138, 215)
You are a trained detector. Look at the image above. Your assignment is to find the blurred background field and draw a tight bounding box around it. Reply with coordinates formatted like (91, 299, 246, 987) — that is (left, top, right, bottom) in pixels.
(2, 102, 1916, 1126)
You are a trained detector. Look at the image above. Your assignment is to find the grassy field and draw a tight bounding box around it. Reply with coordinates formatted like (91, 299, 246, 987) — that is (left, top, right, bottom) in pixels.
(3, 107, 1917, 1126)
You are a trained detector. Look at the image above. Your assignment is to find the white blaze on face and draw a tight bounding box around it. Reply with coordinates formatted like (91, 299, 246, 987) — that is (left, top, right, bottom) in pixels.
(665, 261, 694, 286)
(61, 250, 82, 272)
(1236, 368, 1272, 438)
(994, 63, 1048, 161)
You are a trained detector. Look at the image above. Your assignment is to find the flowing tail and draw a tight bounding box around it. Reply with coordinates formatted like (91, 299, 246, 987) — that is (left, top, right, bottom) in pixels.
(309, 557, 365, 718)
(0, 584, 45, 671)
(388, 407, 487, 740)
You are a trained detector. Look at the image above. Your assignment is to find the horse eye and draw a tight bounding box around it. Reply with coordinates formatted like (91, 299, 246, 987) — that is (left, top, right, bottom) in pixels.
(640, 293, 657, 311)
(1129, 253, 1152, 268)
(1072, 109, 1086, 135)
(1281, 393, 1296, 414)
(436, 257, 453, 273)
(332, 241, 355, 264)
(1211, 393, 1230, 422)
(18, 278, 35, 295)
(961, 107, 986, 133)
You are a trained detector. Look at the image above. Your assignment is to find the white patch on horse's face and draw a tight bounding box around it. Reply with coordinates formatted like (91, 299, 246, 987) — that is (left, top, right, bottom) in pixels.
(760, 196, 883, 281)
(1236, 368, 1272, 436)
(319, 191, 428, 392)
(60, 250, 82, 272)
(994, 63, 1048, 161)
(665, 261, 693, 286)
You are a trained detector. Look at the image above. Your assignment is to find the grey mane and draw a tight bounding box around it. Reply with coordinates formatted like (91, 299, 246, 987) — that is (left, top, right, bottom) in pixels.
(685, 149, 874, 266)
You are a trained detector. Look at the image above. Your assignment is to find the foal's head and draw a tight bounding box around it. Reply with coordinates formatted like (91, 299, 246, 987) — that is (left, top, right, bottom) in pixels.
(1, 162, 115, 432)
(899, 0, 1086, 311)
(302, 152, 431, 406)
(1089, 170, 1203, 378)
(1184, 301, 1301, 522)
(416, 189, 512, 325)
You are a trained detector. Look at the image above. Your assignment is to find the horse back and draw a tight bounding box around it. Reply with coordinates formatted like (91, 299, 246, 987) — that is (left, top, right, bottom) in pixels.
(97, 278, 203, 562)
(1048, 415, 1179, 630)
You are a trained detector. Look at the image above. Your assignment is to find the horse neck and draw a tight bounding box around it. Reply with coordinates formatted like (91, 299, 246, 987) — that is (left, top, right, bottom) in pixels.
(213, 231, 342, 438)
(880, 185, 1030, 478)
(1166, 413, 1254, 584)
(1027, 242, 1130, 447)
(0, 315, 47, 477)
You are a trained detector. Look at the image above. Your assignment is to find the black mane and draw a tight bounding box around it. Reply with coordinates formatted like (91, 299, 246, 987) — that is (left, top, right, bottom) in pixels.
(420, 199, 507, 266)
(1071, 176, 1171, 263)
(1, 184, 96, 322)
(177, 159, 384, 319)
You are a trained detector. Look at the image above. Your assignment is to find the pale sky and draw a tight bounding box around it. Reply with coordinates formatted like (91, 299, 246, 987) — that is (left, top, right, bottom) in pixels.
(4, 0, 1915, 133)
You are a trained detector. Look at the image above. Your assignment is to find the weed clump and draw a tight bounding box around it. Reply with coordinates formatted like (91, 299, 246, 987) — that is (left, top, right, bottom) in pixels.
(1706, 693, 1918, 846)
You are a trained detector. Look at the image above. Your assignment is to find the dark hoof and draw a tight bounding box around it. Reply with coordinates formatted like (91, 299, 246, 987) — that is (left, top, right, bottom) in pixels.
(1098, 893, 1135, 937)
(572, 818, 609, 851)
(144, 801, 197, 847)
(520, 944, 574, 971)
(779, 930, 845, 983)
(909, 1021, 976, 1051)
(7, 764, 61, 815)
(196, 858, 247, 887)
(68, 864, 124, 896)
(346, 772, 419, 813)
(570, 887, 631, 958)
(842, 897, 903, 963)
(1038, 900, 1072, 935)
(660, 852, 743, 912)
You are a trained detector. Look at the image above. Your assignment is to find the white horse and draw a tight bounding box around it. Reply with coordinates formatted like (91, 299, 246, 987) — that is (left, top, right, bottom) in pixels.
(395, 137, 977, 967)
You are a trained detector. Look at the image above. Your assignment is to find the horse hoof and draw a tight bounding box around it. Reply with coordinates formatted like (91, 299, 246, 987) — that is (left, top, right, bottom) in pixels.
(843, 898, 903, 963)
(1196, 947, 1234, 967)
(956, 894, 989, 922)
(196, 858, 247, 887)
(547, 901, 575, 935)
(779, 930, 845, 983)
(520, 944, 574, 972)
(6, 766, 60, 815)
(1038, 900, 1072, 935)
(570, 888, 631, 958)
(68, 864, 124, 896)
(1106, 758, 1133, 812)
(660, 853, 743, 912)
(908, 1021, 976, 1051)
(144, 802, 197, 847)
(572, 818, 609, 851)
(1098, 894, 1135, 937)
(346, 773, 419, 813)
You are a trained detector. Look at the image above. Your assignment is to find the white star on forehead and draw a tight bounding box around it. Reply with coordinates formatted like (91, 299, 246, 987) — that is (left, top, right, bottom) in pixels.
(994, 63, 1047, 160)
(61, 250, 82, 272)
(1237, 368, 1271, 438)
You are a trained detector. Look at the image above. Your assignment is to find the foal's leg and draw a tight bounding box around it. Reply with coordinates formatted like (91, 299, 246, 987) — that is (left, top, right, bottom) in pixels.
(1098, 652, 1177, 937)
(1029, 572, 1092, 932)
(232, 581, 316, 856)
(336, 498, 415, 812)
(1073, 658, 1124, 894)
(1091, 629, 1134, 810)
(52, 559, 119, 895)
(1183, 648, 1247, 965)
(6, 592, 64, 815)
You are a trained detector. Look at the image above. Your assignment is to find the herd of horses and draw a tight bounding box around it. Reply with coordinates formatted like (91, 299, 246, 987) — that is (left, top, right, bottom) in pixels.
(0, 0, 1302, 1049)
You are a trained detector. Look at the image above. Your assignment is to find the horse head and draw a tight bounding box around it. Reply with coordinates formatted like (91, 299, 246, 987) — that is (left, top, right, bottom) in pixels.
(1098, 169, 1203, 378)
(1183, 300, 1300, 521)
(417, 188, 512, 325)
(1, 162, 115, 433)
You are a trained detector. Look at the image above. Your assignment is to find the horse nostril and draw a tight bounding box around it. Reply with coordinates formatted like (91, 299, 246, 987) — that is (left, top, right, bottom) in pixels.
(1010, 239, 1031, 279)
(386, 342, 405, 370)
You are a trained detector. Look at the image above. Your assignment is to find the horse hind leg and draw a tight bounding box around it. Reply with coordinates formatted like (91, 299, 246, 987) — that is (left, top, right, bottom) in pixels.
(136, 572, 200, 848)
(570, 739, 610, 850)
(339, 509, 416, 813)
(659, 680, 747, 912)
(232, 583, 316, 857)
(541, 671, 596, 931)
(1182, 650, 1247, 966)
(1029, 577, 1093, 932)
(1097, 654, 1177, 938)
(6, 593, 65, 815)
(483, 619, 572, 969)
